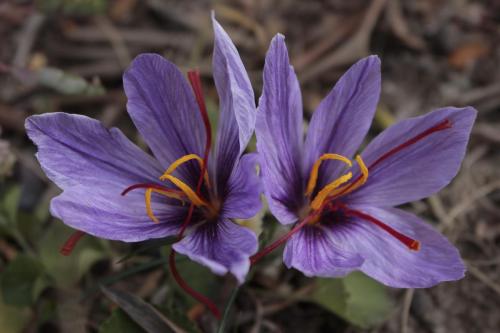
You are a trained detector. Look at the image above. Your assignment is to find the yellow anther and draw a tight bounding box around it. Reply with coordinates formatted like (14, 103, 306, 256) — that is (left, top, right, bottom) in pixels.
(310, 172, 352, 210)
(152, 188, 185, 204)
(160, 154, 210, 187)
(305, 154, 352, 196)
(328, 155, 369, 198)
(145, 188, 160, 223)
(162, 174, 208, 207)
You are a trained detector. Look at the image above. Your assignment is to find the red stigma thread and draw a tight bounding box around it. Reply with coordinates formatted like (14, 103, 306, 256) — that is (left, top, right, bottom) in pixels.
(342, 207, 420, 251)
(369, 119, 452, 170)
(330, 119, 452, 201)
(250, 213, 317, 264)
(169, 251, 221, 319)
(121, 183, 184, 197)
(168, 70, 220, 319)
(179, 70, 212, 238)
(60, 231, 86, 256)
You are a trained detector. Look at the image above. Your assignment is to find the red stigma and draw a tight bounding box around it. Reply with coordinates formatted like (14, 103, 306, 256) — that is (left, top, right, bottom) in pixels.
(250, 213, 318, 264)
(187, 69, 212, 180)
(121, 183, 184, 197)
(169, 251, 221, 319)
(166, 70, 219, 318)
(369, 119, 452, 170)
(342, 207, 421, 251)
(60, 231, 86, 256)
(328, 119, 453, 201)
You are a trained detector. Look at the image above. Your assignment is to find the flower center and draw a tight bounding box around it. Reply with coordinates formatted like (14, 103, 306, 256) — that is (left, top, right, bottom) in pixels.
(121, 154, 217, 224)
(305, 153, 369, 211)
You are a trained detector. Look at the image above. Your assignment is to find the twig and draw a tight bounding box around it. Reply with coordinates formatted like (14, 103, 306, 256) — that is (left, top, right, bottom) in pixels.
(294, 15, 360, 72)
(13, 12, 45, 67)
(401, 288, 415, 333)
(466, 264, 500, 297)
(249, 292, 264, 333)
(427, 195, 448, 225)
(215, 4, 268, 51)
(95, 16, 131, 69)
(64, 27, 193, 49)
(473, 123, 500, 143)
(443, 180, 500, 228)
(301, 0, 387, 83)
(146, 0, 202, 31)
(386, 0, 426, 50)
(452, 82, 500, 106)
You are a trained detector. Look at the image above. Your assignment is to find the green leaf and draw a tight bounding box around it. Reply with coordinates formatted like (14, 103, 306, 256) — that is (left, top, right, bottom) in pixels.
(39, 222, 107, 288)
(101, 286, 182, 333)
(310, 272, 393, 329)
(217, 287, 239, 333)
(83, 258, 167, 299)
(37, 68, 105, 95)
(0, 255, 46, 307)
(0, 294, 31, 333)
(99, 309, 146, 333)
(0, 186, 21, 233)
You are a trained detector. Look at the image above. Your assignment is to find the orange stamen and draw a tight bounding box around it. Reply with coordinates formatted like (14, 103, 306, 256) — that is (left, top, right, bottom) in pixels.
(328, 155, 368, 199)
(160, 154, 210, 188)
(145, 188, 159, 223)
(305, 153, 352, 196)
(161, 174, 209, 208)
(310, 172, 353, 210)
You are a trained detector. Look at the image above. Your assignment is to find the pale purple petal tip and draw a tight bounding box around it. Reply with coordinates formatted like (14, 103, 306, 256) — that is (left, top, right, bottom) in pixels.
(211, 14, 256, 193)
(256, 34, 304, 225)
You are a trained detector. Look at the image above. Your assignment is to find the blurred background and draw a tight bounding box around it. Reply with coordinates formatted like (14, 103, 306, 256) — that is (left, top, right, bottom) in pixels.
(0, 0, 499, 332)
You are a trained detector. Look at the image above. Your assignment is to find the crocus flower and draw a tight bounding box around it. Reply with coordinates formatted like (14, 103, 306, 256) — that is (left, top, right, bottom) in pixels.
(254, 34, 476, 288)
(25, 16, 261, 291)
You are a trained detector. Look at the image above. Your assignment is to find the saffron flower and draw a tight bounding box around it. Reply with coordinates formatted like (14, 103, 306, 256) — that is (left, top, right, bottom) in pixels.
(254, 35, 476, 287)
(25, 16, 261, 291)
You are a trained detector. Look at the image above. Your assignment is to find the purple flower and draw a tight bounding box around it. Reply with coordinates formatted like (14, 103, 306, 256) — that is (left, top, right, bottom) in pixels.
(254, 34, 476, 288)
(25, 16, 261, 285)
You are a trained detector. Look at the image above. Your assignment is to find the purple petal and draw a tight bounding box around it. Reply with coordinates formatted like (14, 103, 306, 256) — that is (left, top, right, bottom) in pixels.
(346, 107, 477, 206)
(256, 34, 304, 225)
(211, 15, 256, 193)
(123, 54, 205, 186)
(51, 185, 186, 242)
(347, 205, 465, 287)
(25, 112, 162, 190)
(173, 218, 257, 284)
(221, 153, 262, 219)
(283, 225, 364, 277)
(303, 56, 381, 189)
